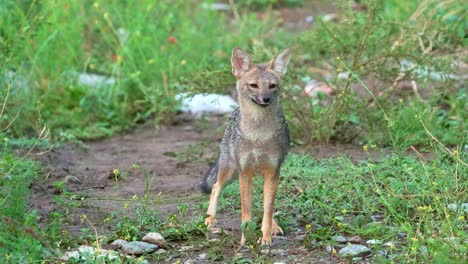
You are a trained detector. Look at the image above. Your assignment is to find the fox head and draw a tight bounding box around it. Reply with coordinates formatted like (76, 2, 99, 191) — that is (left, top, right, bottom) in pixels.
(231, 47, 292, 108)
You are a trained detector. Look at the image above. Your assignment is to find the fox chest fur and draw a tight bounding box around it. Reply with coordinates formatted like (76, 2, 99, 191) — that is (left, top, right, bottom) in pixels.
(224, 105, 290, 172)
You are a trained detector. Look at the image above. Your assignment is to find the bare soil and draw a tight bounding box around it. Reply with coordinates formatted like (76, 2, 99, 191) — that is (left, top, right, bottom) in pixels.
(30, 116, 380, 263)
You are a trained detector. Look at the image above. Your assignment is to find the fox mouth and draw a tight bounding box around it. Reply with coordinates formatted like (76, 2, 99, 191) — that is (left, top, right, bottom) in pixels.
(251, 98, 270, 107)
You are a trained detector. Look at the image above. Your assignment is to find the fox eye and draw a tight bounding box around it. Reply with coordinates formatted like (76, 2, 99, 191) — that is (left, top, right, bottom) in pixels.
(269, 83, 277, 89)
(249, 83, 258, 88)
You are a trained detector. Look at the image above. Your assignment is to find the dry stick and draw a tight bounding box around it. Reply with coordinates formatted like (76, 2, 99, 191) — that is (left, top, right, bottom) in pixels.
(7, 125, 49, 174)
(0, 83, 10, 118)
(82, 216, 101, 251)
(410, 146, 426, 160)
(229, 0, 240, 21)
(418, 116, 467, 167)
(1, 112, 20, 132)
(161, 71, 169, 96)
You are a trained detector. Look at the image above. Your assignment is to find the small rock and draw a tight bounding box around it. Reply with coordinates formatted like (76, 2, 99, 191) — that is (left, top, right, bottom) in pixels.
(420, 245, 428, 255)
(61, 246, 119, 261)
(261, 249, 288, 256)
(198, 253, 207, 260)
(322, 13, 338, 22)
(339, 245, 371, 257)
(111, 239, 128, 248)
(332, 235, 348, 243)
(211, 227, 222, 234)
(366, 239, 382, 245)
(325, 245, 336, 254)
(200, 3, 230, 11)
(175, 93, 237, 117)
(272, 236, 289, 247)
(78, 73, 116, 88)
(447, 203, 468, 213)
(384, 241, 396, 247)
(398, 232, 407, 239)
(179, 245, 194, 252)
(371, 213, 385, 222)
(295, 234, 307, 241)
(292, 228, 305, 235)
(120, 241, 158, 255)
(444, 236, 461, 243)
(305, 15, 314, 24)
(65, 175, 81, 184)
(154, 249, 166, 255)
(184, 260, 197, 264)
(349, 235, 363, 244)
(61, 250, 79, 261)
(142, 232, 166, 247)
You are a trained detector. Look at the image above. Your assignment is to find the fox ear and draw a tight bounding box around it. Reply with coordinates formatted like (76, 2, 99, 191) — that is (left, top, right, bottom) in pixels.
(269, 48, 292, 76)
(231, 48, 253, 78)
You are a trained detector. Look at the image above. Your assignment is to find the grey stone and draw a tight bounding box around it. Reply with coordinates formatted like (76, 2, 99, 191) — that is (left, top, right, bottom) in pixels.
(111, 239, 128, 248)
(261, 249, 288, 256)
(61, 250, 80, 261)
(371, 213, 385, 222)
(325, 245, 335, 253)
(65, 175, 81, 184)
(366, 239, 382, 245)
(61, 246, 119, 261)
(420, 245, 428, 255)
(349, 235, 363, 244)
(444, 236, 461, 244)
(142, 232, 166, 247)
(384, 241, 396, 247)
(332, 235, 348, 243)
(295, 234, 307, 241)
(272, 236, 289, 247)
(447, 203, 468, 213)
(198, 253, 207, 260)
(155, 249, 166, 255)
(200, 3, 230, 11)
(398, 232, 407, 239)
(179, 245, 194, 251)
(339, 245, 371, 257)
(77, 73, 116, 88)
(120, 241, 158, 255)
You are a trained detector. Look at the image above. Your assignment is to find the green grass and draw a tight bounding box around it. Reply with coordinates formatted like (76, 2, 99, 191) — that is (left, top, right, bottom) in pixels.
(0, 0, 466, 263)
(0, 136, 50, 262)
(0, 0, 293, 141)
(216, 151, 467, 263)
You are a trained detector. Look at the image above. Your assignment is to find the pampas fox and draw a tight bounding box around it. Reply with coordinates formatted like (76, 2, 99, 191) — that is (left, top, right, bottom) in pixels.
(201, 47, 292, 246)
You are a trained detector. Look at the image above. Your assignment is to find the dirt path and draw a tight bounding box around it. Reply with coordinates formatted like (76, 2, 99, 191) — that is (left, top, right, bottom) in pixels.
(30, 117, 380, 263)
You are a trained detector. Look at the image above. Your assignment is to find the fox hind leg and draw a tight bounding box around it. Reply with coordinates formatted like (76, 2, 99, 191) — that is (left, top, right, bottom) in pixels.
(205, 165, 235, 229)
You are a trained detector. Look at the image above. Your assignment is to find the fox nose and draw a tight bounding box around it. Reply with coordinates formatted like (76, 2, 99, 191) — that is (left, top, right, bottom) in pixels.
(262, 97, 271, 104)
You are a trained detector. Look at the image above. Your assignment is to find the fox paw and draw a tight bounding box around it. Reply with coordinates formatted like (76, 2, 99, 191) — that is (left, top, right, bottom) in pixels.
(258, 236, 272, 246)
(271, 220, 284, 236)
(204, 216, 217, 229)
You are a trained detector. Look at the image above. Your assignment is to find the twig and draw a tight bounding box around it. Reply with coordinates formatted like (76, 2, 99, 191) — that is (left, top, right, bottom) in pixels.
(0, 83, 10, 118)
(229, 0, 240, 21)
(418, 116, 467, 167)
(161, 71, 169, 96)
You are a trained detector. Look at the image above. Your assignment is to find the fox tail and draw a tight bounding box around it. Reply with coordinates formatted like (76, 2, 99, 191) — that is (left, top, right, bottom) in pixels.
(201, 156, 219, 194)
